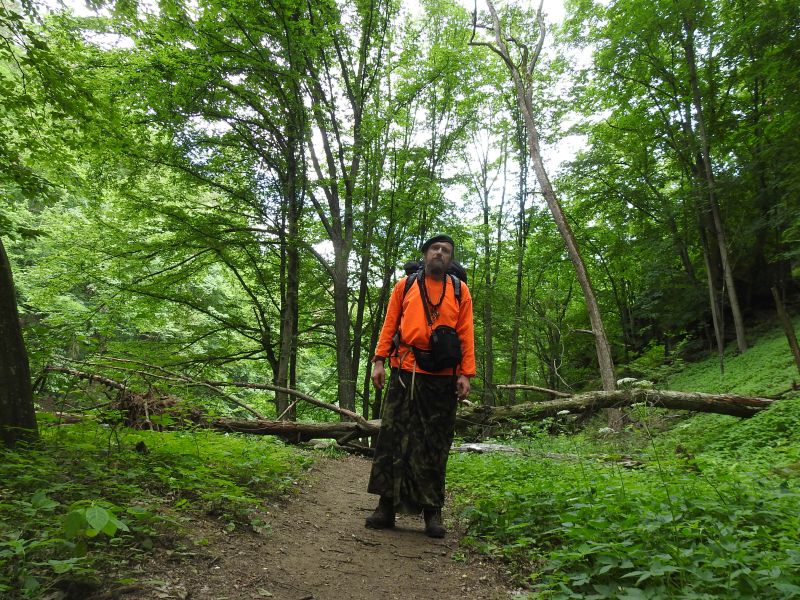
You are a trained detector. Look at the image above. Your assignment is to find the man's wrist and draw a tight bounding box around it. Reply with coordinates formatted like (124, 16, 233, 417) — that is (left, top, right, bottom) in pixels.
(372, 356, 386, 365)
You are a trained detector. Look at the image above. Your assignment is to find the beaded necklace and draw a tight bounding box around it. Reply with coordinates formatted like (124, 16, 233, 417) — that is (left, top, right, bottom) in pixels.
(422, 274, 447, 322)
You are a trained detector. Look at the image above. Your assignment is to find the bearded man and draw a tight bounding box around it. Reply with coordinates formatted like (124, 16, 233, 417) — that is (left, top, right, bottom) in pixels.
(366, 234, 476, 538)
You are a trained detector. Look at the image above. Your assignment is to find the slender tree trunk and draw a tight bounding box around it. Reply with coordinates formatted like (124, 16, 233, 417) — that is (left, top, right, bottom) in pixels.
(0, 237, 38, 447)
(480, 3, 616, 395)
(481, 178, 495, 406)
(771, 286, 800, 375)
(276, 162, 301, 420)
(509, 116, 529, 405)
(682, 15, 747, 353)
(699, 222, 725, 370)
(332, 243, 356, 413)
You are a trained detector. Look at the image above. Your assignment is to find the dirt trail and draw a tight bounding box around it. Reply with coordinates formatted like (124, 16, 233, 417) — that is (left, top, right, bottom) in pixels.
(125, 455, 511, 600)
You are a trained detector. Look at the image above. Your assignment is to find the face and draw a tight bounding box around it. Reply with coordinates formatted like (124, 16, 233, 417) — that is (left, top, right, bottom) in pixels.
(424, 241, 453, 276)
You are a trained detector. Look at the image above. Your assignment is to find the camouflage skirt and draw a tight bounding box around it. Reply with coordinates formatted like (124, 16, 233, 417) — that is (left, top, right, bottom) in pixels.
(367, 369, 458, 513)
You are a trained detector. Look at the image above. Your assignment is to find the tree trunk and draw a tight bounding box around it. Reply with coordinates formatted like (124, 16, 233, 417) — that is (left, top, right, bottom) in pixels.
(682, 15, 747, 353)
(772, 286, 800, 375)
(480, 2, 617, 399)
(508, 110, 529, 405)
(46, 389, 775, 443)
(332, 244, 356, 413)
(478, 150, 496, 406)
(456, 388, 774, 429)
(213, 417, 380, 442)
(276, 146, 303, 420)
(699, 223, 725, 370)
(0, 237, 38, 447)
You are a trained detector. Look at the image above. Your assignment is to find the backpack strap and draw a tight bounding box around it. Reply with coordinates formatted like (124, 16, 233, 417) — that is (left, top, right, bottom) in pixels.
(391, 272, 421, 356)
(449, 273, 461, 304)
(402, 270, 460, 304)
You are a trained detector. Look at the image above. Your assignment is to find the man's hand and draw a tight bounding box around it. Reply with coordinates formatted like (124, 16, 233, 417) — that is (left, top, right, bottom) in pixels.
(371, 361, 386, 390)
(456, 375, 471, 400)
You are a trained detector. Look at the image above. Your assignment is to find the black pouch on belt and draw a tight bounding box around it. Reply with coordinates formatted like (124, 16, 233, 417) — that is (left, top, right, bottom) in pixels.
(412, 325, 461, 372)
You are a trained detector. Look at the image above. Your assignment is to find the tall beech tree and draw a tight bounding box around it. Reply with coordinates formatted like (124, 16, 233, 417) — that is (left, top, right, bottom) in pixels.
(111, 0, 312, 418)
(300, 0, 397, 413)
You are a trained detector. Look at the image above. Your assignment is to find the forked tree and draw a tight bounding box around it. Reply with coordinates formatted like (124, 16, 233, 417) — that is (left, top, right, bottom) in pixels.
(470, 1, 617, 398)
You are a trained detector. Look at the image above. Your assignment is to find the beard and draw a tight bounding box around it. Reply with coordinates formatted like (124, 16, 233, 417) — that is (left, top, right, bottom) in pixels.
(425, 258, 446, 277)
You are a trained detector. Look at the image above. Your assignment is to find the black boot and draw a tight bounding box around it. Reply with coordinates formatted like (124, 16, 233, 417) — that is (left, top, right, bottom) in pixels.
(423, 508, 446, 538)
(365, 496, 395, 529)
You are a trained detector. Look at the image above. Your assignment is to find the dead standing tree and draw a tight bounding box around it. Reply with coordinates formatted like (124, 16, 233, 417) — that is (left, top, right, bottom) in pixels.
(470, 1, 619, 424)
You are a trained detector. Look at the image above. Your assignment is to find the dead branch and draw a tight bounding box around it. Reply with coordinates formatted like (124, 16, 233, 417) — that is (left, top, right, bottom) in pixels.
(79, 360, 267, 420)
(44, 365, 370, 427)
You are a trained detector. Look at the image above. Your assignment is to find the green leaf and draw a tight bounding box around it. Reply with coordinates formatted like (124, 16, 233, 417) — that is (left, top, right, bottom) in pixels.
(22, 575, 39, 591)
(63, 510, 87, 539)
(84, 506, 110, 533)
(48, 558, 79, 574)
(31, 490, 59, 510)
(101, 514, 130, 537)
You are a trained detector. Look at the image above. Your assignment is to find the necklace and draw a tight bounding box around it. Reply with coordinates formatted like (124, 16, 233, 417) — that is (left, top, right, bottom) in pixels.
(424, 275, 447, 322)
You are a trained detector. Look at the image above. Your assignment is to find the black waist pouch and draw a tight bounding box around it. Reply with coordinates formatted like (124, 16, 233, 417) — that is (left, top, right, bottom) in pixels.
(412, 326, 462, 372)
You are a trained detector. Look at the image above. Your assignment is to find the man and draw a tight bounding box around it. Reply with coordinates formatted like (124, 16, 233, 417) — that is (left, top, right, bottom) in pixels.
(366, 234, 476, 538)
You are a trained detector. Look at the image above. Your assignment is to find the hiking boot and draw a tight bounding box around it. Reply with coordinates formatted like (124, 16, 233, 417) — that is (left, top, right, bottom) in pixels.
(365, 496, 395, 529)
(423, 508, 446, 538)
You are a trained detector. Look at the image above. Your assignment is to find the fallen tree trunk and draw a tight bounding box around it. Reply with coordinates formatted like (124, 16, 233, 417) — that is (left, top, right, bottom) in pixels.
(455, 388, 774, 430)
(209, 389, 774, 440)
(43, 365, 369, 426)
(211, 417, 380, 442)
(41, 365, 778, 442)
(495, 384, 572, 398)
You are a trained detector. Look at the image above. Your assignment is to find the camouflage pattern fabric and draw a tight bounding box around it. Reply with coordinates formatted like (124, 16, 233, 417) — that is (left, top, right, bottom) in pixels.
(367, 369, 458, 514)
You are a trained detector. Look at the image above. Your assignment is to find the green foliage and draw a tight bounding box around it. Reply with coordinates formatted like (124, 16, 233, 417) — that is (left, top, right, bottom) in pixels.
(450, 450, 800, 599)
(0, 421, 310, 598)
(449, 322, 800, 598)
(667, 318, 800, 397)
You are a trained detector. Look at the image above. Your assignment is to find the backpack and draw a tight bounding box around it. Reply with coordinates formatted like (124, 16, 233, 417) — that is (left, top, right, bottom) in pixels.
(400, 260, 466, 303)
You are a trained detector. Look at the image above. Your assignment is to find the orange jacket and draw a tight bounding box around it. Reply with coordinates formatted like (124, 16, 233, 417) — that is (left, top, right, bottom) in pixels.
(374, 274, 476, 377)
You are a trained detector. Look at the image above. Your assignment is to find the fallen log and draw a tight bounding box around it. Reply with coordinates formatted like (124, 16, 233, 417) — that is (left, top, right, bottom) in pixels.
(211, 417, 380, 442)
(455, 388, 774, 429)
(41, 364, 778, 441)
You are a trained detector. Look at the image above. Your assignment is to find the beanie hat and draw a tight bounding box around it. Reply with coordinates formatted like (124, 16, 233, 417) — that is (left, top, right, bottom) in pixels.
(420, 234, 455, 255)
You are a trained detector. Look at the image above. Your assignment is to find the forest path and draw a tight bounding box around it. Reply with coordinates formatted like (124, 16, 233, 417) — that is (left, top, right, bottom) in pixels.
(125, 454, 512, 600)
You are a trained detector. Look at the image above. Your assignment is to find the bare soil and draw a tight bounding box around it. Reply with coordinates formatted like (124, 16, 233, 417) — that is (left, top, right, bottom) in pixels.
(120, 455, 512, 600)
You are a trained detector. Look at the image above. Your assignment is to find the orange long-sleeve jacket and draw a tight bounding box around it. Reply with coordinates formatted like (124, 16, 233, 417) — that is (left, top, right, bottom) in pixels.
(374, 274, 476, 377)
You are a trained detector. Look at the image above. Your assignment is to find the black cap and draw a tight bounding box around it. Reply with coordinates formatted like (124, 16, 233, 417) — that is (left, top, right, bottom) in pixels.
(421, 234, 455, 255)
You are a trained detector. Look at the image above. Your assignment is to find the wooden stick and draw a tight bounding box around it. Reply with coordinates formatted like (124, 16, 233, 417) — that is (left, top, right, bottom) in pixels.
(495, 384, 571, 398)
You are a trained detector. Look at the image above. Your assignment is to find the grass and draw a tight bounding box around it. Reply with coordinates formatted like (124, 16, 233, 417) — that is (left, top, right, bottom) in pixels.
(0, 420, 311, 598)
(447, 321, 800, 599)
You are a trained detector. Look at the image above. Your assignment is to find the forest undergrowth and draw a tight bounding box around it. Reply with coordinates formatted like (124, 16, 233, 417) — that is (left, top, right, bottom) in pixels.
(0, 424, 311, 598)
(447, 320, 800, 599)
(3, 321, 800, 599)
